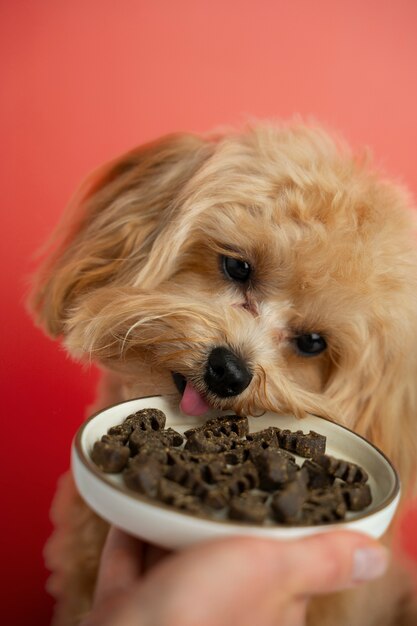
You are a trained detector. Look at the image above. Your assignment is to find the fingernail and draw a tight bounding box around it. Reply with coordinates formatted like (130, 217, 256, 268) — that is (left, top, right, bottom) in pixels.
(352, 547, 389, 582)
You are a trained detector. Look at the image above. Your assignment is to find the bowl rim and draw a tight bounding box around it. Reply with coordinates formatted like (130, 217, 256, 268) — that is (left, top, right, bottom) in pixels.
(73, 395, 401, 529)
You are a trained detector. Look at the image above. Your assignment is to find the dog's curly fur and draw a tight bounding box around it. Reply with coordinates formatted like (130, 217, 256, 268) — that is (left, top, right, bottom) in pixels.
(30, 122, 417, 625)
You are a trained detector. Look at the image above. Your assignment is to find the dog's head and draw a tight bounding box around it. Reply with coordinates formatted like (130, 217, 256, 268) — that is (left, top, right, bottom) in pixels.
(30, 123, 417, 482)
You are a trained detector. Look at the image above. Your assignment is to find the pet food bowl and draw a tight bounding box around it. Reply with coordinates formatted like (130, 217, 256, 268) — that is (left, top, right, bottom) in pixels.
(72, 396, 400, 549)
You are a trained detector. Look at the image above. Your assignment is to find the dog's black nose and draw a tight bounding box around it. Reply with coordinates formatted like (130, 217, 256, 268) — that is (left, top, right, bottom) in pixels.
(204, 347, 252, 398)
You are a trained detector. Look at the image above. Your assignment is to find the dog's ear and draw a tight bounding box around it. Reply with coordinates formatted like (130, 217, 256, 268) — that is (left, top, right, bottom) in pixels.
(29, 133, 215, 337)
(338, 345, 417, 490)
(327, 288, 417, 491)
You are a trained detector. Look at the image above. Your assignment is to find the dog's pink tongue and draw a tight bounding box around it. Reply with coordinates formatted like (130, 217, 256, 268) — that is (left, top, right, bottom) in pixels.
(180, 382, 211, 416)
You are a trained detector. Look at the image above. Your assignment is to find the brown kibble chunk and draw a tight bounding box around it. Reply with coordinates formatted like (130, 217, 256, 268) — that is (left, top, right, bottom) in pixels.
(158, 478, 203, 514)
(229, 495, 269, 523)
(271, 479, 308, 523)
(224, 461, 259, 496)
(128, 427, 182, 456)
(294, 431, 326, 458)
(91, 441, 130, 473)
(278, 429, 326, 458)
(184, 429, 231, 454)
(250, 448, 297, 490)
(185, 415, 249, 439)
(129, 430, 168, 455)
(278, 429, 301, 452)
(158, 477, 189, 502)
(131, 442, 169, 465)
(199, 458, 228, 484)
(341, 483, 372, 511)
(165, 462, 189, 483)
(160, 428, 184, 447)
(202, 485, 229, 509)
(316, 455, 369, 484)
(124, 408, 166, 432)
(306, 485, 347, 520)
(246, 427, 281, 449)
(123, 457, 162, 497)
(302, 459, 335, 489)
(205, 415, 249, 437)
(108, 423, 133, 442)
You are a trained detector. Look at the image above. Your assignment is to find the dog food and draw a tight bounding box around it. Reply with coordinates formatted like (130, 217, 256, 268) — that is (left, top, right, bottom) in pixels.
(90, 408, 373, 525)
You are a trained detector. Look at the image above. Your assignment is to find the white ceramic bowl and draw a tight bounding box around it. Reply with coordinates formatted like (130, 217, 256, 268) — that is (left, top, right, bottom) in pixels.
(72, 396, 400, 549)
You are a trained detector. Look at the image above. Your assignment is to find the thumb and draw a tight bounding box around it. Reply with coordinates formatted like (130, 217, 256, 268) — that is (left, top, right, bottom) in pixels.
(276, 531, 389, 596)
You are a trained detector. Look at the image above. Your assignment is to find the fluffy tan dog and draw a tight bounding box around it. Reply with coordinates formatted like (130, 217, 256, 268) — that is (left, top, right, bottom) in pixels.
(30, 122, 417, 625)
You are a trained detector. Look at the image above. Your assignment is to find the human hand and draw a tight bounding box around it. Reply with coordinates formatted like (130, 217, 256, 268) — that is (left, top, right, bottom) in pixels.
(82, 527, 389, 626)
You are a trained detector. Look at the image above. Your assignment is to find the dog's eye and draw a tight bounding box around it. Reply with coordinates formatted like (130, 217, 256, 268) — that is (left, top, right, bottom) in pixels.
(295, 333, 327, 356)
(221, 255, 251, 283)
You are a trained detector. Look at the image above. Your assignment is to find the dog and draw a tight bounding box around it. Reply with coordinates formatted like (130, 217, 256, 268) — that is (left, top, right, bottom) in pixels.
(30, 122, 417, 625)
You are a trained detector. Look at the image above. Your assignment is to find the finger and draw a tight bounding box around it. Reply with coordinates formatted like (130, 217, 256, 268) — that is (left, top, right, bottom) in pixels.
(127, 534, 375, 626)
(279, 598, 307, 626)
(93, 527, 144, 607)
(275, 531, 389, 595)
(255, 587, 308, 626)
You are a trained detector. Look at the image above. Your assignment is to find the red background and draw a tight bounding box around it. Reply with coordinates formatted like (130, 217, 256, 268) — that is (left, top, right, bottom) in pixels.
(1, 2, 417, 624)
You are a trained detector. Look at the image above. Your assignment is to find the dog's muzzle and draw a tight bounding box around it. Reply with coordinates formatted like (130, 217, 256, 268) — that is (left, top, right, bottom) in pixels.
(204, 346, 252, 398)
